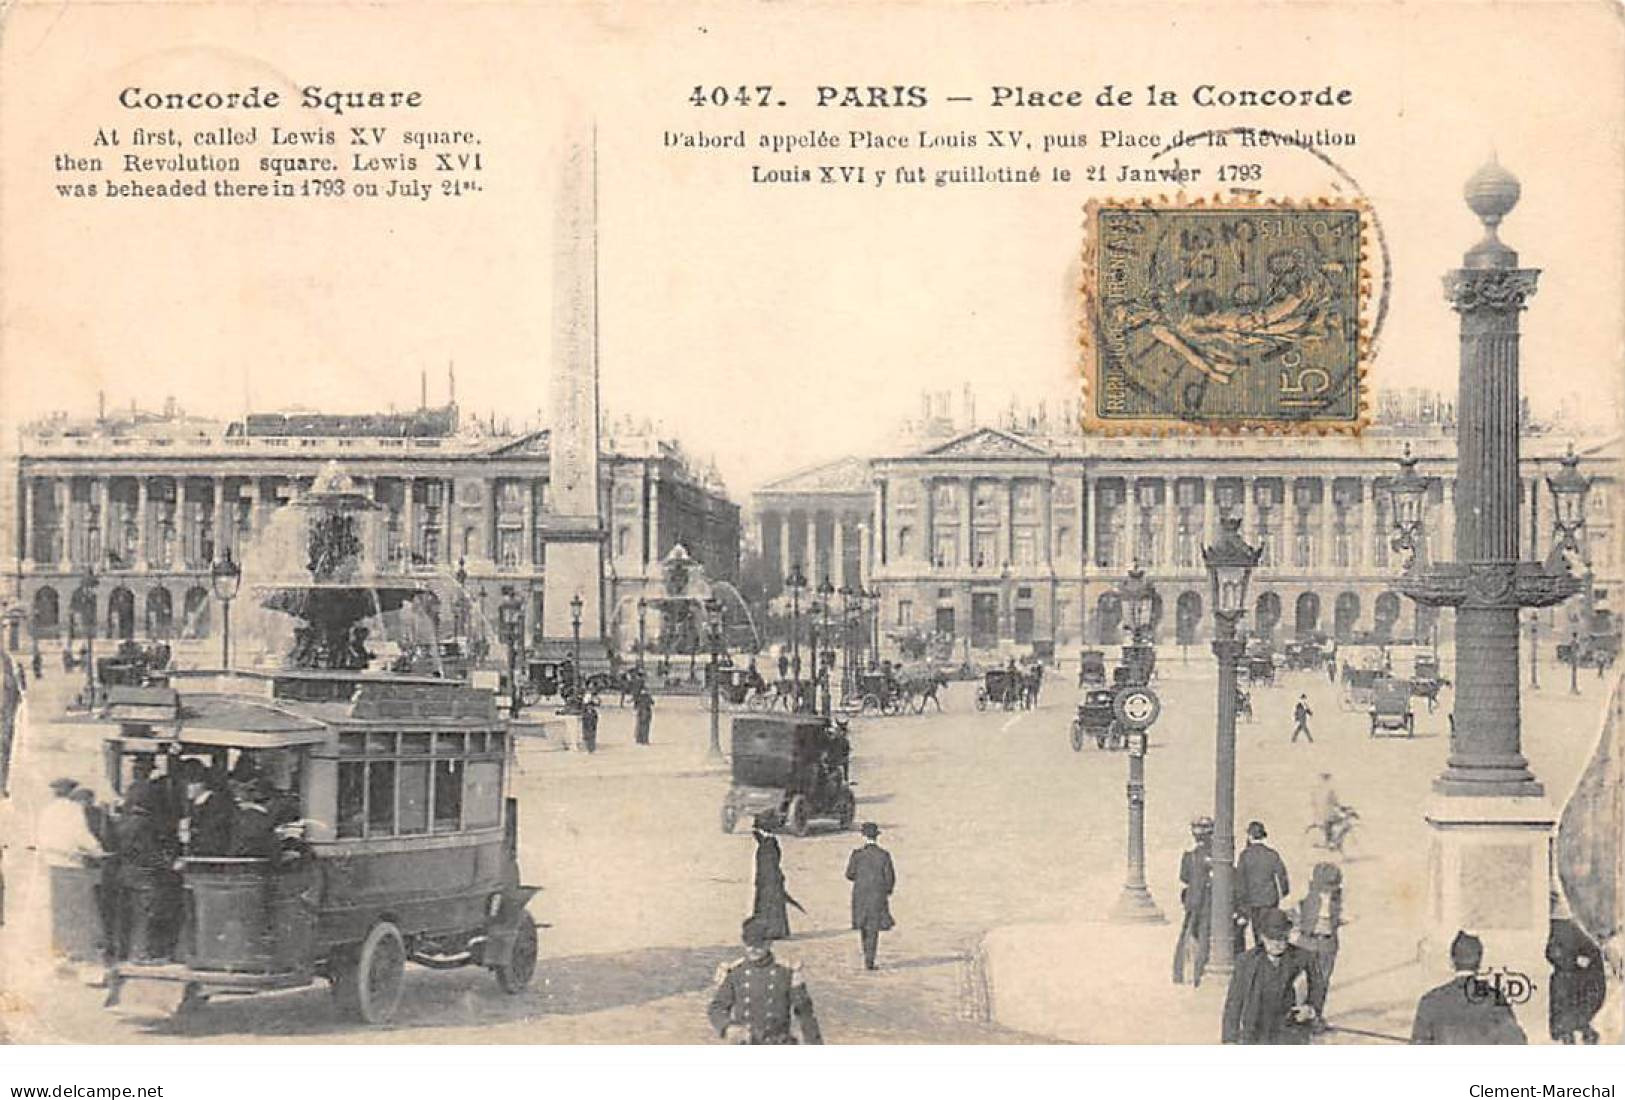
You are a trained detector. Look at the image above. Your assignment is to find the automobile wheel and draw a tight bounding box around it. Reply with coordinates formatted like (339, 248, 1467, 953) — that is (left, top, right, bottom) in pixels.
(785, 795, 810, 837)
(720, 803, 739, 834)
(1070, 720, 1084, 752)
(336, 921, 407, 1024)
(836, 789, 856, 830)
(493, 911, 538, 994)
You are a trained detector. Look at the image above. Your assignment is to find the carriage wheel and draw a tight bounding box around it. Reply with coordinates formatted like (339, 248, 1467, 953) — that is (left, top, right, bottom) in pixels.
(784, 795, 810, 837)
(493, 911, 538, 994)
(334, 921, 406, 1025)
(861, 693, 881, 716)
(720, 802, 739, 834)
(1070, 720, 1084, 752)
(883, 696, 903, 717)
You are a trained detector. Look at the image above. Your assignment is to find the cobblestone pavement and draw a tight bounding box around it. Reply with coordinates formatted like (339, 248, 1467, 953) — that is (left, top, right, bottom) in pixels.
(1, 654, 1609, 1043)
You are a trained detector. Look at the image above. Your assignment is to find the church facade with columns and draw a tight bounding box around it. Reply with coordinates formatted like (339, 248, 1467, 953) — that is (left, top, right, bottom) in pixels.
(754, 413, 1620, 654)
(4, 402, 739, 653)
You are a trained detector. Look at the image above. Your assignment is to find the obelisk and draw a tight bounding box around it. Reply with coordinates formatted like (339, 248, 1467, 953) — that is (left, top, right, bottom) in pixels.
(541, 127, 606, 657)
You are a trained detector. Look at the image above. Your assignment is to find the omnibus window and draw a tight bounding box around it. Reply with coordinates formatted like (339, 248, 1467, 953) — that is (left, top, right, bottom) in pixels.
(401, 732, 430, 755)
(435, 733, 465, 755)
(367, 760, 396, 835)
(338, 762, 365, 838)
(464, 760, 502, 829)
(339, 732, 366, 756)
(367, 731, 396, 754)
(433, 758, 463, 832)
(399, 760, 430, 834)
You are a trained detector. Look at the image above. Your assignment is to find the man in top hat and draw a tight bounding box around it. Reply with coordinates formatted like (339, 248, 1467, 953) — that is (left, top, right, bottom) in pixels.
(1221, 907, 1325, 1044)
(707, 917, 823, 1045)
(1236, 819, 1291, 948)
(846, 822, 896, 971)
(1411, 932, 1528, 1044)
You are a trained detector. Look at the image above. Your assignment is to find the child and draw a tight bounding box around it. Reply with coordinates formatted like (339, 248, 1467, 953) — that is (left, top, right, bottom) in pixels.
(1294, 862, 1344, 1021)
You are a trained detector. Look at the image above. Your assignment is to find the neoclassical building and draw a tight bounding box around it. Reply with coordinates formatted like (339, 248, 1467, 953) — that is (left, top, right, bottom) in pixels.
(5, 402, 739, 652)
(753, 403, 1620, 654)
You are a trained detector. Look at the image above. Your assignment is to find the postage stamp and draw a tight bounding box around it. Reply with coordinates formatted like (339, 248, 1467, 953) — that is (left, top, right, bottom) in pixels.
(1080, 197, 1370, 434)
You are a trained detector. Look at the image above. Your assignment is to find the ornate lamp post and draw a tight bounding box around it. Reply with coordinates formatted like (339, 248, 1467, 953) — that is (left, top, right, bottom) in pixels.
(1111, 565, 1164, 924)
(499, 586, 525, 717)
(1203, 515, 1262, 977)
(839, 585, 855, 699)
(786, 563, 806, 705)
(817, 578, 835, 716)
(210, 548, 242, 669)
(637, 596, 649, 674)
(76, 561, 100, 709)
(1392, 162, 1585, 968)
(570, 592, 584, 699)
(1388, 444, 1429, 572)
(1120, 564, 1156, 687)
(705, 596, 724, 761)
(454, 556, 469, 641)
(1547, 444, 1592, 695)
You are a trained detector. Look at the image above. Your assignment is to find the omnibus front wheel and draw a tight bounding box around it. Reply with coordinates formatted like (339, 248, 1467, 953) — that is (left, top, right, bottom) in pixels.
(493, 912, 538, 994)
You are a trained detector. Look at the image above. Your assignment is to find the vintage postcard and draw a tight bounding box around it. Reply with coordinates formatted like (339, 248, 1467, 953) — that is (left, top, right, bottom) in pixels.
(0, 0, 1621, 1086)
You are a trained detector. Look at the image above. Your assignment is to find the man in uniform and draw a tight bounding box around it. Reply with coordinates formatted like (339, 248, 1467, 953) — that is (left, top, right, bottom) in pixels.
(846, 821, 896, 971)
(707, 917, 823, 1044)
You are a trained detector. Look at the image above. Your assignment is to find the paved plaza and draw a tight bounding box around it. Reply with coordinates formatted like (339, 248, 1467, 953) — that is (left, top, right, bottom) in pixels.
(2, 652, 1618, 1044)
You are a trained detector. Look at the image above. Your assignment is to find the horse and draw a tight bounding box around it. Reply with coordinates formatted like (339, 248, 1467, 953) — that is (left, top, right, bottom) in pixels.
(1022, 664, 1045, 709)
(900, 670, 949, 713)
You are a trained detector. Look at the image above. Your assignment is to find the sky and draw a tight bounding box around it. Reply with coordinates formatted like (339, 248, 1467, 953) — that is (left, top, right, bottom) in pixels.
(2, 2, 1621, 497)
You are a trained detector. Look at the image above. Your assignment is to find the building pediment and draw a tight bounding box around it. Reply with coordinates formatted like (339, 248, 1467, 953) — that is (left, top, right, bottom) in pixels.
(757, 455, 873, 496)
(482, 430, 551, 458)
(921, 427, 1052, 459)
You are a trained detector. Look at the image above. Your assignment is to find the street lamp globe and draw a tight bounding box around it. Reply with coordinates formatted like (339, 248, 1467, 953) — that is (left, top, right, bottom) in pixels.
(1121, 564, 1153, 633)
(569, 592, 584, 626)
(786, 564, 807, 594)
(210, 548, 242, 603)
(1389, 443, 1429, 544)
(1547, 443, 1590, 553)
(1204, 515, 1262, 618)
(817, 577, 834, 600)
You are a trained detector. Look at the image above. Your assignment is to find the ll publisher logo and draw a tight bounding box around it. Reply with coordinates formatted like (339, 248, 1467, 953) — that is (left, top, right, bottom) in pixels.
(1464, 967, 1536, 1007)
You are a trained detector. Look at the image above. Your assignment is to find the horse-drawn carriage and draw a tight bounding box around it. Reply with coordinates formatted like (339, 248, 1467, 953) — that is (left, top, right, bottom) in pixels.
(1408, 653, 1450, 712)
(976, 664, 1041, 711)
(1070, 687, 1123, 750)
(1369, 676, 1416, 737)
(720, 713, 856, 836)
(96, 640, 172, 688)
(1557, 613, 1621, 671)
(1284, 636, 1331, 672)
(1077, 649, 1108, 689)
(1244, 639, 1276, 687)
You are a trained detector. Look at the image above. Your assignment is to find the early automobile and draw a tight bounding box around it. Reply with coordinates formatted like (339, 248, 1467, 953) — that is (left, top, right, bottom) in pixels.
(1077, 649, 1108, 688)
(1244, 639, 1275, 687)
(720, 713, 856, 836)
(1284, 636, 1330, 672)
(1369, 676, 1416, 737)
(1071, 687, 1121, 751)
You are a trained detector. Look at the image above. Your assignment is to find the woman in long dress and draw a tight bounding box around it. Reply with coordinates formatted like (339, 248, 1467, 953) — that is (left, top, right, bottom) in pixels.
(750, 815, 791, 940)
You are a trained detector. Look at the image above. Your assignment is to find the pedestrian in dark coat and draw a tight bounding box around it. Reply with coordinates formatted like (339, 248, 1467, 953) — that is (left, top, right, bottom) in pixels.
(1293, 862, 1344, 1017)
(707, 918, 822, 1044)
(579, 697, 599, 754)
(846, 822, 895, 970)
(1236, 820, 1290, 947)
(1411, 931, 1527, 1044)
(750, 816, 792, 940)
(1291, 694, 1314, 743)
(1221, 908, 1325, 1044)
(633, 689, 654, 745)
(1173, 816, 1214, 986)
(1546, 913, 1606, 1044)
